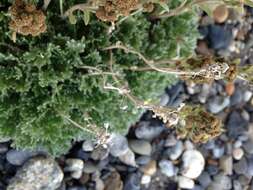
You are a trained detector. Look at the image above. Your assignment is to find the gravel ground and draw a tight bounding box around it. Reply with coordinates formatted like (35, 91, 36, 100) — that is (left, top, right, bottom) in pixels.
(1, 5, 253, 190)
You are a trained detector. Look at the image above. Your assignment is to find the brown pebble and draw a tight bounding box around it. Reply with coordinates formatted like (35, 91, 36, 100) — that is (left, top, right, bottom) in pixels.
(213, 4, 229, 23)
(141, 160, 157, 176)
(225, 82, 235, 96)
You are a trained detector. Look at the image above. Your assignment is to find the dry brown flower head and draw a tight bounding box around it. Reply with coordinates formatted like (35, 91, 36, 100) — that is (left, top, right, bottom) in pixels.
(9, 0, 47, 38)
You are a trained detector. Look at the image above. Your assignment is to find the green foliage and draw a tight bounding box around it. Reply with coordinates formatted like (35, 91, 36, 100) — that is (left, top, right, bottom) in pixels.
(0, 0, 199, 156)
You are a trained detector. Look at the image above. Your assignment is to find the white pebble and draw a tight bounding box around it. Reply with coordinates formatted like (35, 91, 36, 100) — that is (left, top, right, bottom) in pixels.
(233, 148, 244, 160)
(181, 150, 205, 179)
(178, 176, 195, 189)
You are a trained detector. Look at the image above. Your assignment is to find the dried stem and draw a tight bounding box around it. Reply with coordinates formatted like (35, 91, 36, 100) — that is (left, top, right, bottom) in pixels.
(63, 3, 98, 18)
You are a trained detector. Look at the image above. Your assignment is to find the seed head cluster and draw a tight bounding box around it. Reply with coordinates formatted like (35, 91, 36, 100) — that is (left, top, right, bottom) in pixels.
(9, 0, 46, 37)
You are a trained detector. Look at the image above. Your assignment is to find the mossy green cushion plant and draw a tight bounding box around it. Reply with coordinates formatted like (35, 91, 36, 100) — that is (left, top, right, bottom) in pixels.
(0, 0, 199, 156)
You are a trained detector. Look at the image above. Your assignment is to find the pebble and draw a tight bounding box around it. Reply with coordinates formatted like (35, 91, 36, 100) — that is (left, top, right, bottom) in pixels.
(207, 96, 230, 114)
(198, 83, 211, 103)
(214, 174, 232, 190)
(247, 156, 253, 176)
(135, 121, 164, 141)
(6, 150, 38, 166)
(178, 176, 195, 189)
(233, 157, 248, 175)
(181, 150, 205, 179)
(141, 160, 157, 176)
(242, 140, 253, 154)
(83, 162, 98, 174)
(91, 146, 109, 160)
(140, 175, 151, 185)
(244, 91, 252, 102)
(164, 134, 177, 147)
(233, 140, 242, 148)
(82, 140, 94, 152)
(184, 140, 195, 150)
(212, 145, 225, 158)
(230, 89, 243, 106)
(108, 133, 129, 157)
(104, 171, 123, 190)
(135, 156, 151, 166)
(197, 172, 212, 188)
(219, 156, 233, 175)
(233, 180, 243, 190)
(129, 140, 152, 156)
(64, 159, 84, 179)
(123, 173, 141, 190)
(213, 4, 229, 23)
(160, 94, 170, 106)
(205, 24, 233, 50)
(169, 141, 184, 160)
(0, 144, 8, 154)
(118, 148, 137, 167)
(7, 156, 63, 190)
(232, 148, 244, 160)
(159, 160, 176, 177)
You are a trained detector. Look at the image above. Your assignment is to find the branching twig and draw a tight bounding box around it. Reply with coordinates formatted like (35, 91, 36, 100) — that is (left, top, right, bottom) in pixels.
(63, 3, 98, 18)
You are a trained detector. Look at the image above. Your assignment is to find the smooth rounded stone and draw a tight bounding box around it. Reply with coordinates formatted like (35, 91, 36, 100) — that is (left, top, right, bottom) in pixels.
(198, 83, 211, 103)
(135, 156, 151, 166)
(233, 157, 248, 175)
(233, 140, 242, 148)
(247, 157, 253, 176)
(140, 175, 151, 185)
(230, 89, 243, 106)
(214, 174, 232, 189)
(225, 142, 233, 155)
(118, 148, 137, 167)
(129, 140, 152, 156)
(0, 144, 8, 154)
(207, 96, 230, 114)
(83, 162, 98, 174)
(135, 121, 164, 141)
(233, 180, 242, 190)
(197, 172, 212, 188)
(159, 160, 176, 177)
(238, 135, 249, 142)
(184, 140, 195, 150)
(82, 140, 94, 152)
(219, 156, 233, 175)
(7, 156, 63, 190)
(238, 175, 251, 187)
(6, 150, 38, 166)
(123, 173, 141, 190)
(103, 171, 123, 190)
(164, 134, 177, 147)
(141, 160, 157, 176)
(243, 91, 252, 102)
(65, 159, 84, 172)
(226, 111, 248, 138)
(91, 146, 109, 160)
(242, 140, 253, 154)
(177, 176, 195, 189)
(204, 140, 216, 150)
(181, 150, 205, 179)
(232, 148, 244, 160)
(160, 94, 170, 106)
(169, 141, 184, 160)
(64, 159, 84, 179)
(206, 165, 219, 176)
(108, 133, 129, 157)
(241, 110, 250, 122)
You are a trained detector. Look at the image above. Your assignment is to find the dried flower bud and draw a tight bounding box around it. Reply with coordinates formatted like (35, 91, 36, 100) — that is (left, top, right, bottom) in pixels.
(8, 0, 47, 38)
(176, 106, 223, 143)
